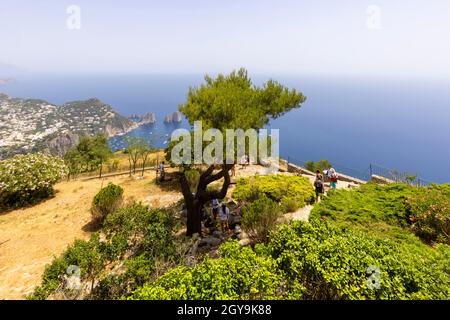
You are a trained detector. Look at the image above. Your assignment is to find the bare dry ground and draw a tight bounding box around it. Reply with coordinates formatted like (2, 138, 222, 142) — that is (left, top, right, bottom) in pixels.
(0, 170, 180, 300)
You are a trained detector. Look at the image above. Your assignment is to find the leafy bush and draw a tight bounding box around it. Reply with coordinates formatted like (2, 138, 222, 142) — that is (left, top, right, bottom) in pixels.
(102, 203, 179, 259)
(130, 240, 304, 300)
(64, 134, 112, 178)
(131, 219, 449, 300)
(304, 159, 332, 173)
(267, 220, 450, 300)
(93, 204, 183, 299)
(405, 185, 450, 244)
(30, 203, 185, 300)
(310, 183, 418, 240)
(242, 196, 282, 243)
(280, 197, 303, 213)
(0, 153, 67, 209)
(91, 183, 124, 223)
(233, 174, 314, 209)
(310, 182, 450, 245)
(30, 234, 106, 300)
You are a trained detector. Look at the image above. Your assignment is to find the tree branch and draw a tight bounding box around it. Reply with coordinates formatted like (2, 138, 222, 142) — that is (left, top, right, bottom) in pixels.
(199, 164, 233, 202)
(214, 165, 231, 200)
(204, 164, 234, 185)
(179, 172, 194, 203)
(200, 165, 215, 181)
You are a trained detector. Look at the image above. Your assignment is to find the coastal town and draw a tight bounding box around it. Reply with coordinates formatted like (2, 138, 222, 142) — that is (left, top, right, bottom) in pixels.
(0, 93, 136, 159)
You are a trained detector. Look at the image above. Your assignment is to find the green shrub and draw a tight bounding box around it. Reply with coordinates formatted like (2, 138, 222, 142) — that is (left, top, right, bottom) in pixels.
(280, 196, 303, 213)
(310, 182, 450, 245)
(130, 220, 449, 300)
(405, 185, 450, 244)
(29, 234, 106, 300)
(130, 240, 304, 300)
(310, 183, 417, 241)
(103, 203, 179, 258)
(94, 205, 183, 299)
(436, 244, 450, 274)
(91, 183, 124, 223)
(267, 220, 450, 300)
(64, 134, 112, 178)
(233, 174, 314, 209)
(304, 159, 332, 173)
(0, 153, 67, 208)
(30, 203, 184, 300)
(242, 196, 282, 243)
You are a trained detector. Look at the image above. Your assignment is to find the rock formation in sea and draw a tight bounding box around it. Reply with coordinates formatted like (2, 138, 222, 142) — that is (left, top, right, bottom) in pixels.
(128, 112, 156, 124)
(164, 111, 182, 123)
(140, 112, 156, 124)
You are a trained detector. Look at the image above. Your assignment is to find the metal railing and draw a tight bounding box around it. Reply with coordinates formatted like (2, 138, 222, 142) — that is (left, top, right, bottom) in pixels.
(368, 163, 434, 186)
(284, 156, 436, 186)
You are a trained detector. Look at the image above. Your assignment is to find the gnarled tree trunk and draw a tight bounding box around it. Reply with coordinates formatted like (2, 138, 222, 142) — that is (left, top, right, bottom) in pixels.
(180, 164, 233, 236)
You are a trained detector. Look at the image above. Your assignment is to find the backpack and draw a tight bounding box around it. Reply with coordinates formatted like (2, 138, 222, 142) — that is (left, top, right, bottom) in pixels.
(314, 179, 323, 189)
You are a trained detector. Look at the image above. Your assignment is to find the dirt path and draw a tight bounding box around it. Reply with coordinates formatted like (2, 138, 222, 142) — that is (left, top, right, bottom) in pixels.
(282, 173, 358, 223)
(289, 205, 314, 222)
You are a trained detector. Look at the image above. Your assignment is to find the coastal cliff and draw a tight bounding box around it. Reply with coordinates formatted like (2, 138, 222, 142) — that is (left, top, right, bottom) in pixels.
(0, 94, 136, 159)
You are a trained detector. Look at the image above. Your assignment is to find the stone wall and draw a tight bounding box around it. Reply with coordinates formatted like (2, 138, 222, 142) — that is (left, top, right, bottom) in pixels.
(282, 159, 366, 185)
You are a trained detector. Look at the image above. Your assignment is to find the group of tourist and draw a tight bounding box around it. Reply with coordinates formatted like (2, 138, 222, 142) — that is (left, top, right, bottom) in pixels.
(210, 198, 230, 233)
(314, 167, 339, 202)
(203, 199, 230, 233)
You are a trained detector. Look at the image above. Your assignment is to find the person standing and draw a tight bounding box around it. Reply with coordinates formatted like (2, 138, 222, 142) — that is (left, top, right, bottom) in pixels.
(211, 198, 220, 220)
(314, 170, 325, 202)
(240, 155, 247, 169)
(159, 161, 165, 182)
(219, 203, 230, 233)
(328, 167, 338, 189)
(316, 169, 324, 181)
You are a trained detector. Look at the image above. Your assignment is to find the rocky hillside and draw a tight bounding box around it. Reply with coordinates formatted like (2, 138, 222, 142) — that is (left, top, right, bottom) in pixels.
(0, 94, 136, 159)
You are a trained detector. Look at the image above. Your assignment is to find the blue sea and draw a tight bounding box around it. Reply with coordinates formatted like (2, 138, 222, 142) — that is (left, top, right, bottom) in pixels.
(1, 73, 450, 183)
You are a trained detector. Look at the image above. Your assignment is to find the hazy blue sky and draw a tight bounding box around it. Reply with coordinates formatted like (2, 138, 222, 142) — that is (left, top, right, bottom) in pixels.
(1, 0, 450, 77)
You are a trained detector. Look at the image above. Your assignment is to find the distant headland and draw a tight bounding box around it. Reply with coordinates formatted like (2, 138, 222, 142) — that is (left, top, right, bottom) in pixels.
(0, 93, 162, 159)
(0, 78, 15, 85)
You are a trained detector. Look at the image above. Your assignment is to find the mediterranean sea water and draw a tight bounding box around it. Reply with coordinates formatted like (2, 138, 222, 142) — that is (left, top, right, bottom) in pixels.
(2, 73, 449, 183)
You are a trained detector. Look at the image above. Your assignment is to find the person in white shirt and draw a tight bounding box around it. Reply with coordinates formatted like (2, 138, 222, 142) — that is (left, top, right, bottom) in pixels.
(219, 203, 230, 233)
(328, 167, 338, 189)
